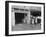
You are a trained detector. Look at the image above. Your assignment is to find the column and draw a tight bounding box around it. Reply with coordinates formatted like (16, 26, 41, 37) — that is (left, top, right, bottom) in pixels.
(12, 12, 15, 26)
(27, 11, 30, 24)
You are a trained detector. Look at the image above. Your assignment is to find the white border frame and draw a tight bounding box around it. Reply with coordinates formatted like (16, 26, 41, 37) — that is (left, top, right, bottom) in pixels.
(9, 3, 44, 35)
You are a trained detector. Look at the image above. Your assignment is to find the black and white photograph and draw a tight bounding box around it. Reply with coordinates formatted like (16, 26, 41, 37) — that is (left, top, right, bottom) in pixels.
(12, 5, 41, 31)
(5, 1, 45, 36)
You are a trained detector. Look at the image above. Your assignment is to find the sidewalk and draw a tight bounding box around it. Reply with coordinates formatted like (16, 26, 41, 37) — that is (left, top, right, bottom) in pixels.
(12, 24, 41, 31)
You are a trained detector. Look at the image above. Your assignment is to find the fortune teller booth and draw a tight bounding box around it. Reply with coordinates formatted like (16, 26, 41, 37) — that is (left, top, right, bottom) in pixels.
(11, 6, 41, 26)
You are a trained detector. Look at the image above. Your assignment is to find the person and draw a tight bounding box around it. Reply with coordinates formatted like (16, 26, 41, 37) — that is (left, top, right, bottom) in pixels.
(22, 15, 28, 24)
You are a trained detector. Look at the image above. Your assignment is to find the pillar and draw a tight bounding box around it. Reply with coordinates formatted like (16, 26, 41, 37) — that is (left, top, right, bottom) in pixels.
(12, 12, 15, 26)
(27, 11, 30, 24)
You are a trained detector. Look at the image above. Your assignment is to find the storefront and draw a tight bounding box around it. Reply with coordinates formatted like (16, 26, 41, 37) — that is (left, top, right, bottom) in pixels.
(11, 6, 41, 26)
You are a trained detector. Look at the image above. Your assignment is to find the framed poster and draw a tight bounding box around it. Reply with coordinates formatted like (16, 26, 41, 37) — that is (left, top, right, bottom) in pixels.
(5, 1, 45, 36)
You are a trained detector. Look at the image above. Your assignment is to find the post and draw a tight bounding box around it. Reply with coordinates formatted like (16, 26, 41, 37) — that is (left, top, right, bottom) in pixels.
(27, 11, 30, 24)
(12, 12, 15, 26)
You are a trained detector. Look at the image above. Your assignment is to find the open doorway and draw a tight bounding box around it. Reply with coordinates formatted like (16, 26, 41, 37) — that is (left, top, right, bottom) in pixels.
(15, 13, 27, 25)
